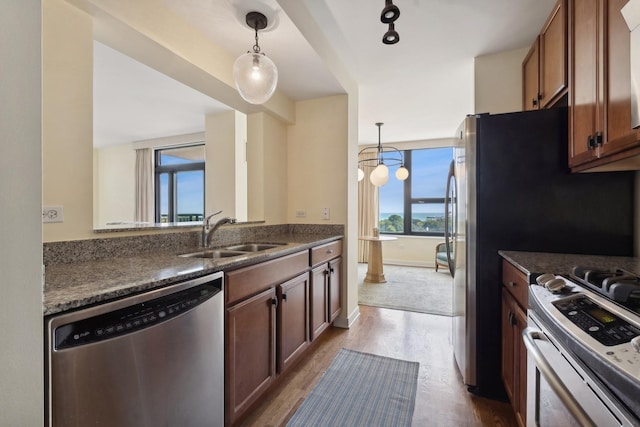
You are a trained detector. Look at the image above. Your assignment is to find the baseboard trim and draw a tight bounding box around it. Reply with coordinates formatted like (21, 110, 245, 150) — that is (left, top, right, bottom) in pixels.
(334, 306, 360, 329)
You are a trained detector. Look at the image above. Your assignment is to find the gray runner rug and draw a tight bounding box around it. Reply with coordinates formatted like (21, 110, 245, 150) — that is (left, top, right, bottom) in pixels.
(287, 348, 419, 427)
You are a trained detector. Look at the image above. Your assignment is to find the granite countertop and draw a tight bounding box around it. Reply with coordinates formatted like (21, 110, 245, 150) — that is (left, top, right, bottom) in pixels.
(499, 250, 640, 281)
(44, 233, 341, 316)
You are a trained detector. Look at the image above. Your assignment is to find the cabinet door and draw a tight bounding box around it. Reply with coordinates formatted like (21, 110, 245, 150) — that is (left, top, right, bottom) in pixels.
(501, 289, 515, 404)
(514, 303, 528, 427)
(602, 0, 640, 155)
(277, 272, 310, 373)
(310, 264, 329, 341)
(540, 0, 567, 108)
(328, 257, 342, 322)
(569, 0, 602, 167)
(226, 287, 276, 426)
(523, 39, 540, 111)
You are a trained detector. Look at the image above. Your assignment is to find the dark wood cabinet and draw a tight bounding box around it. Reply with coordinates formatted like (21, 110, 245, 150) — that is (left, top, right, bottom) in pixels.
(522, 0, 567, 111)
(310, 240, 342, 341)
(277, 272, 310, 373)
(501, 260, 528, 427)
(310, 264, 330, 340)
(329, 257, 342, 322)
(225, 287, 277, 426)
(224, 240, 342, 426)
(569, 0, 640, 171)
(523, 39, 540, 111)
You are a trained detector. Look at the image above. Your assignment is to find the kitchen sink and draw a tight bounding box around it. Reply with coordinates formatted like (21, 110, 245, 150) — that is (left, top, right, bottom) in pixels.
(179, 250, 248, 259)
(223, 243, 285, 252)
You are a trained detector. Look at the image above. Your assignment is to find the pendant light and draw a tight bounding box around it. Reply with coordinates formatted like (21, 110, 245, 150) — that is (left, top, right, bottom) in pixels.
(358, 123, 409, 187)
(233, 12, 278, 105)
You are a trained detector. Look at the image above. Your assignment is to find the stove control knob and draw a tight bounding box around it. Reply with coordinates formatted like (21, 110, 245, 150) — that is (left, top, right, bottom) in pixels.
(631, 336, 640, 353)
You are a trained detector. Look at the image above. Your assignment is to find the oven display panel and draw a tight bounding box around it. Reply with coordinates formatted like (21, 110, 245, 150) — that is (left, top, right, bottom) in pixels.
(553, 296, 640, 346)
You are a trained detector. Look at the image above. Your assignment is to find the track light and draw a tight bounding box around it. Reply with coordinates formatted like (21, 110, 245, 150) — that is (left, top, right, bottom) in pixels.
(381, 0, 400, 23)
(383, 23, 399, 45)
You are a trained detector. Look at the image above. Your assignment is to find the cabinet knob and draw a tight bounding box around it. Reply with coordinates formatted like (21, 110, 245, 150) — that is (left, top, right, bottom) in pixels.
(587, 135, 596, 149)
(329, 268, 335, 274)
(326, 249, 334, 254)
(271, 297, 278, 308)
(282, 293, 287, 301)
(508, 281, 516, 287)
(532, 98, 538, 107)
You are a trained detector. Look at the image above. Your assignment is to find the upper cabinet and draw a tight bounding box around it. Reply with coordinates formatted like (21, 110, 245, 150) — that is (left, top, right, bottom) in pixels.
(522, 0, 568, 111)
(569, 0, 640, 171)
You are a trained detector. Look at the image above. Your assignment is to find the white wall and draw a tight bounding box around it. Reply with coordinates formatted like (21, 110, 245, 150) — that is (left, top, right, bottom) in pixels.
(206, 111, 248, 220)
(42, 0, 94, 242)
(287, 95, 348, 224)
(0, 0, 44, 424)
(474, 47, 529, 114)
(94, 143, 136, 226)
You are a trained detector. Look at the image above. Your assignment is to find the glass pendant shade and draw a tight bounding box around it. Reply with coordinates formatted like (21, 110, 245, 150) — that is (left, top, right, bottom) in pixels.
(395, 166, 409, 180)
(370, 163, 389, 186)
(233, 52, 278, 104)
(357, 168, 365, 181)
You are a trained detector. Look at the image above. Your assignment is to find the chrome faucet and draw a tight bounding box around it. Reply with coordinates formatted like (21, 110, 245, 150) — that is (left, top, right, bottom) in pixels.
(202, 211, 236, 247)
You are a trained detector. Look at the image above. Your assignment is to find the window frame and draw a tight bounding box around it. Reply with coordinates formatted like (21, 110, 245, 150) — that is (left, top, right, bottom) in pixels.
(380, 148, 451, 237)
(154, 145, 205, 223)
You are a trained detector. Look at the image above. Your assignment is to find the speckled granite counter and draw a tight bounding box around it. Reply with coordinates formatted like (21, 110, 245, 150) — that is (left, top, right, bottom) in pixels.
(499, 250, 640, 281)
(44, 231, 342, 316)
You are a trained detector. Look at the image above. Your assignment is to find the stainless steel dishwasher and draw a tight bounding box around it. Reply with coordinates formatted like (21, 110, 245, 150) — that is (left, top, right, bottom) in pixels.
(45, 272, 224, 427)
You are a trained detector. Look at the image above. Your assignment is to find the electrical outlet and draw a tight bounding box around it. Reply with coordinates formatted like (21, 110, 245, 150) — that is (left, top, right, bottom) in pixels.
(42, 206, 64, 223)
(295, 210, 306, 218)
(321, 207, 330, 220)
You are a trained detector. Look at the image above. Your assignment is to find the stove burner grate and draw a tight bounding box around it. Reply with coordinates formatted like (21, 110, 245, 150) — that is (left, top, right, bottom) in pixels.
(570, 266, 640, 310)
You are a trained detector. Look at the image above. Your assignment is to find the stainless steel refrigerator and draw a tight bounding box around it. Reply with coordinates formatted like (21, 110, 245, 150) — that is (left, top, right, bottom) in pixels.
(444, 107, 635, 399)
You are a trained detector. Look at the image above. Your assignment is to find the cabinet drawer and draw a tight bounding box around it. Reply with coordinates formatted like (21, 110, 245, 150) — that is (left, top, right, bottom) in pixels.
(225, 251, 309, 305)
(310, 240, 342, 267)
(502, 259, 529, 309)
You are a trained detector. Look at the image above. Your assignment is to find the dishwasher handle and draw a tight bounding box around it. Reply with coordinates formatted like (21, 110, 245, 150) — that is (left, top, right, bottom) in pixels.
(523, 327, 596, 427)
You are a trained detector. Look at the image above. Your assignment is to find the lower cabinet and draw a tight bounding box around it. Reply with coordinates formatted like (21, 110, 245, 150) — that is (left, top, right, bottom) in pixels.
(501, 260, 529, 427)
(277, 272, 310, 373)
(225, 288, 277, 426)
(225, 240, 342, 426)
(310, 241, 343, 341)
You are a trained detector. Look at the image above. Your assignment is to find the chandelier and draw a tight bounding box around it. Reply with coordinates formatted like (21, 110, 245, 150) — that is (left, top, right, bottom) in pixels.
(358, 123, 409, 187)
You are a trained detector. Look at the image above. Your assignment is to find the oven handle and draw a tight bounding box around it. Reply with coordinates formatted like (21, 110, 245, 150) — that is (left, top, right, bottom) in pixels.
(523, 327, 597, 427)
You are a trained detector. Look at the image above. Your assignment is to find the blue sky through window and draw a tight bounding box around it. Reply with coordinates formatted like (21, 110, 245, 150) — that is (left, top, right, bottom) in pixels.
(379, 147, 452, 216)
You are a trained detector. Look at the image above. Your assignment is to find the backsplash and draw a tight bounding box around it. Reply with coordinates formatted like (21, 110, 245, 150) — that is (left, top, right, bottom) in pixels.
(43, 223, 344, 265)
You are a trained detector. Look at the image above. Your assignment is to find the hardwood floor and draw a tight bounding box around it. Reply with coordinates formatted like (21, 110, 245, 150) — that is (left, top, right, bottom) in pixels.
(238, 305, 518, 426)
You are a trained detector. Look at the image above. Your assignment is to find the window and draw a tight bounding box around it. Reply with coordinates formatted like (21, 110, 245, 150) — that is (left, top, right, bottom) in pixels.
(154, 145, 205, 223)
(379, 147, 453, 236)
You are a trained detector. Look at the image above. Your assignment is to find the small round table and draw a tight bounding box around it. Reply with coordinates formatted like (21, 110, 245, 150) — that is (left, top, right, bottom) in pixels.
(359, 235, 397, 283)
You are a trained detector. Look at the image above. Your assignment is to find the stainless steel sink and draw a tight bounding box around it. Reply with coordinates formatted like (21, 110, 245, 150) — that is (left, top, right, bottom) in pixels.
(179, 250, 248, 259)
(223, 243, 285, 252)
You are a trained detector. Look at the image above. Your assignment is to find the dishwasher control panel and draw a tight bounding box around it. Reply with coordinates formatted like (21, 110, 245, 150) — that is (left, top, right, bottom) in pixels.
(54, 283, 219, 350)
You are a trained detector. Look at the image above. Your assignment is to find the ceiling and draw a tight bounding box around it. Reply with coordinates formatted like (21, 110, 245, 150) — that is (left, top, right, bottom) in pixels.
(94, 0, 557, 147)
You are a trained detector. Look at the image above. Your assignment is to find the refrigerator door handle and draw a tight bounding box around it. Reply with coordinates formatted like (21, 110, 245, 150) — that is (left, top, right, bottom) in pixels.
(444, 159, 455, 276)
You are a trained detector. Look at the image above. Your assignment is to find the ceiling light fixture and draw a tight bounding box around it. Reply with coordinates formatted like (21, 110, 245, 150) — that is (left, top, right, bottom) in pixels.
(381, 0, 400, 23)
(232, 11, 278, 104)
(358, 123, 409, 187)
(381, 0, 400, 44)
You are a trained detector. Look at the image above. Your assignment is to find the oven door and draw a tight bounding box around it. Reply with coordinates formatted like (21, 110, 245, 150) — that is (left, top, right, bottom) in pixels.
(524, 312, 633, 427)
